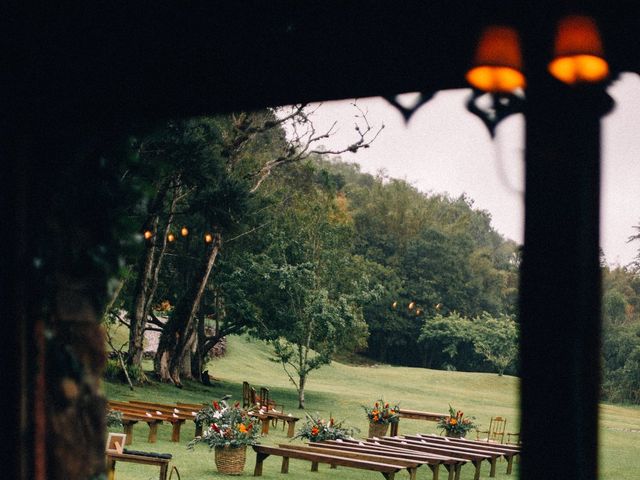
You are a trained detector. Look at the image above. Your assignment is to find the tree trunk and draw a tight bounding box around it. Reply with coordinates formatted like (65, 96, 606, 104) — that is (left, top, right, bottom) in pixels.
(154, 234, 222, 385)
(128, 213, 160, 368)
(128, 185, 177, 370)
(297, 374, 306, 409)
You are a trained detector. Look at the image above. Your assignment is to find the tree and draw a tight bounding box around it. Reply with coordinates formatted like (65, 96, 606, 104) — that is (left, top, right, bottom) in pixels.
(148, 107, 381, 386)
(471, 312, 519, 376)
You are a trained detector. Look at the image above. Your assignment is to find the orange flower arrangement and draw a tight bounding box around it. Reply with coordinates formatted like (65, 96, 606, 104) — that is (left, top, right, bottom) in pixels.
(437, 404, 477, 437)
(293, 413, 357, 442)
(363, 398, 400, 425)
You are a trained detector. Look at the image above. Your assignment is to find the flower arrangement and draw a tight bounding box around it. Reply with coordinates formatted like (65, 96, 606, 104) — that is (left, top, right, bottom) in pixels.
(362, 398, 400, 424)
(437, 404, 477, 437)
(187, 399, 259, 450)
(293, 412, 358, 442)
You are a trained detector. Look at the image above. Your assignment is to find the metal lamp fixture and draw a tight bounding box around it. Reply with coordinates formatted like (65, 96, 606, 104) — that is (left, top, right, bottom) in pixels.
(548, 15, 609, 85)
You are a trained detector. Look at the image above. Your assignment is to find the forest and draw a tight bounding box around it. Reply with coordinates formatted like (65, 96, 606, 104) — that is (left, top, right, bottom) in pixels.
(102, 107, 640, 405)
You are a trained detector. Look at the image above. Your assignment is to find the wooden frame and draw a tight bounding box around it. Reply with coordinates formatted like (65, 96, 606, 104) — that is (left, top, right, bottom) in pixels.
(106, 433, 127, 454)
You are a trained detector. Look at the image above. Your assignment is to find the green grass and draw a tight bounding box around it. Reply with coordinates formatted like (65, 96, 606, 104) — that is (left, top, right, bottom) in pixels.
(104, 334, 640, 479)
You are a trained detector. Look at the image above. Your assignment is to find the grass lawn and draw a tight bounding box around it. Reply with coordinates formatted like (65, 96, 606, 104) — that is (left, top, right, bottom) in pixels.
(104, 335, 640, 479)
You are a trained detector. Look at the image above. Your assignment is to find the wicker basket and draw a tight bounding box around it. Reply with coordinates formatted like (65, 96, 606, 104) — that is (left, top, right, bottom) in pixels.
(368, 422, 389, 438)
(214, 445, 247, 475)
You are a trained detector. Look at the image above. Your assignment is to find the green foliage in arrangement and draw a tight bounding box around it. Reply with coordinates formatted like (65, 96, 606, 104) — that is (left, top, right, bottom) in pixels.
(293, 412, 358, 442)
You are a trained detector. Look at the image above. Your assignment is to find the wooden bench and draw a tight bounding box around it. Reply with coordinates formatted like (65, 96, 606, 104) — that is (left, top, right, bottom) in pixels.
(389, 408, 447, 436)
(127, 400, 202, 440)
(106, 451, 171, 480)
(406, 434, 521, 475)
(247, 409, 300, 437)
(370, 436, 499, 480)
(328, 439, 467, 480)
(107, 401, 185, 443)
(252, 444, 409, 480)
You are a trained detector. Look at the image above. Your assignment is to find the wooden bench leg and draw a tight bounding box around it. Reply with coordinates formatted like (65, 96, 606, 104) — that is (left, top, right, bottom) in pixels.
(408, 467, 417, 480)
(382, 473, 395, 480)
(286, 421, 296, 438)
(159, 463, 169, 480)
(506, 455, 514, 474)
(195, 422, 202, 437)
(443, 464, 455, 480)
(454, 464, 462, 480)
(261, 419, 270, 435)
(281, 457, 290, 474)
(123, 422, 135, 445)
(311, 461, 319, 472)
(106, 457, 116, 480)
(472, 460, 482, 480)
(171, 421, 183, 442)
(390, 422, 399, 437)
(428, 463, 440, 480)
(148, 422, 159, 443)
(254, 452, 269, 476)
(489, 457, 497, 477)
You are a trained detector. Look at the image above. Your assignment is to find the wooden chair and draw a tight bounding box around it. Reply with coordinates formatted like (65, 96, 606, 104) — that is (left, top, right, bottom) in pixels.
(242, 381, 252, 408)
(476, 416, 507, 443)
(505, 431, 521, 445)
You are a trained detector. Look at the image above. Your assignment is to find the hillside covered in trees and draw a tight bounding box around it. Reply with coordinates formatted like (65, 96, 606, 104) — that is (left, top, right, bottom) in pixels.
(103, 108, 640, 405)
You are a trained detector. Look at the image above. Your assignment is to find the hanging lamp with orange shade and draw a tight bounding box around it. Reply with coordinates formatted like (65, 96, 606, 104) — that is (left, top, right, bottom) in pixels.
(466, 25, 526, 93)
(548, 15, 609, 85)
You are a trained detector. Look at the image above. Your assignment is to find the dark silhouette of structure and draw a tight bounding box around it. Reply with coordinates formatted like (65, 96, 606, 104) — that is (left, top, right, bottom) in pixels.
(4, 2, 638, 478)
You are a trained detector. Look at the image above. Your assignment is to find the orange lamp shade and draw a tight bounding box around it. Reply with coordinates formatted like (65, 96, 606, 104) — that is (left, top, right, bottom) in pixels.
(143, 230, 153, 240)
(167, 233, 175, 242)
(466, 26, 526, 93)
(548, 15, 609, 84)
(180, 226, 189, 237)
(204, 233, 213, 243)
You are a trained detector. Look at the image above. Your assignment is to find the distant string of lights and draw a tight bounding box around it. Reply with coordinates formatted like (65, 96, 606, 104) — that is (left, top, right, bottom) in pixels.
(391, 301, 443, 316)
(143, 226, 215, 244)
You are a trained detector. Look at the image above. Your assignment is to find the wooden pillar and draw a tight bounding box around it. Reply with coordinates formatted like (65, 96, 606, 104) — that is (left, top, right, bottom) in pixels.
(520, 19, 612, 479)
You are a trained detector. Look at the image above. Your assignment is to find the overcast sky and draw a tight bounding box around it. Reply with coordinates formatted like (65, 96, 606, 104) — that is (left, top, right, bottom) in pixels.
(295, 72, 640, 267)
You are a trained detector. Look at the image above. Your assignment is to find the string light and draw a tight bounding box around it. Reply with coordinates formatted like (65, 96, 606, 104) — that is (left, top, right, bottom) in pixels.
(143, 230, 153, 240)
(204, 233, 213, 244)
(167, 233, 176, 243)
(181, 226, 189, 237)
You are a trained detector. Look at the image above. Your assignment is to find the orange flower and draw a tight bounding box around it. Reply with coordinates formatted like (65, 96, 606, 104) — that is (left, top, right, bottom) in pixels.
(449, 418, 458, 425)
(238, 424, 248, 433)
(311, 426, 319, 436)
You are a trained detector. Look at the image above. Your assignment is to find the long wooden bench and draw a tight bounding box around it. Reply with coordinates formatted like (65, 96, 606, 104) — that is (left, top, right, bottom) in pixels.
(307, 440, 466, 480)
(389, 408, 447, 436)
(330, 439, 468, 480)
(370, 436, 500, 480)
(107, 401, 185, 443)
(406, 434, 520, 475)
(252, 444, 408, 480)
(127, 400, 202, 440)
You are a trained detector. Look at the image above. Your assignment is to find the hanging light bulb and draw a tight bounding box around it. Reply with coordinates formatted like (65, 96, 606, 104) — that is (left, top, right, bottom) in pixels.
(391, 301, 398, 309)
(167, 233, 176, 243)
(143, 230, 153, 240)
(548, 15, 609, 85)
(204, 233, 213, 244)
(408, 301, 415, 310)
(466, 25, 526, 93)
(181, 226, 189, 237)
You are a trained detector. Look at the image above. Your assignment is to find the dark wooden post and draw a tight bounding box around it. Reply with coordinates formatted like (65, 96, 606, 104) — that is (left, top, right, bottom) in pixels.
(519, 19, 612, 479)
